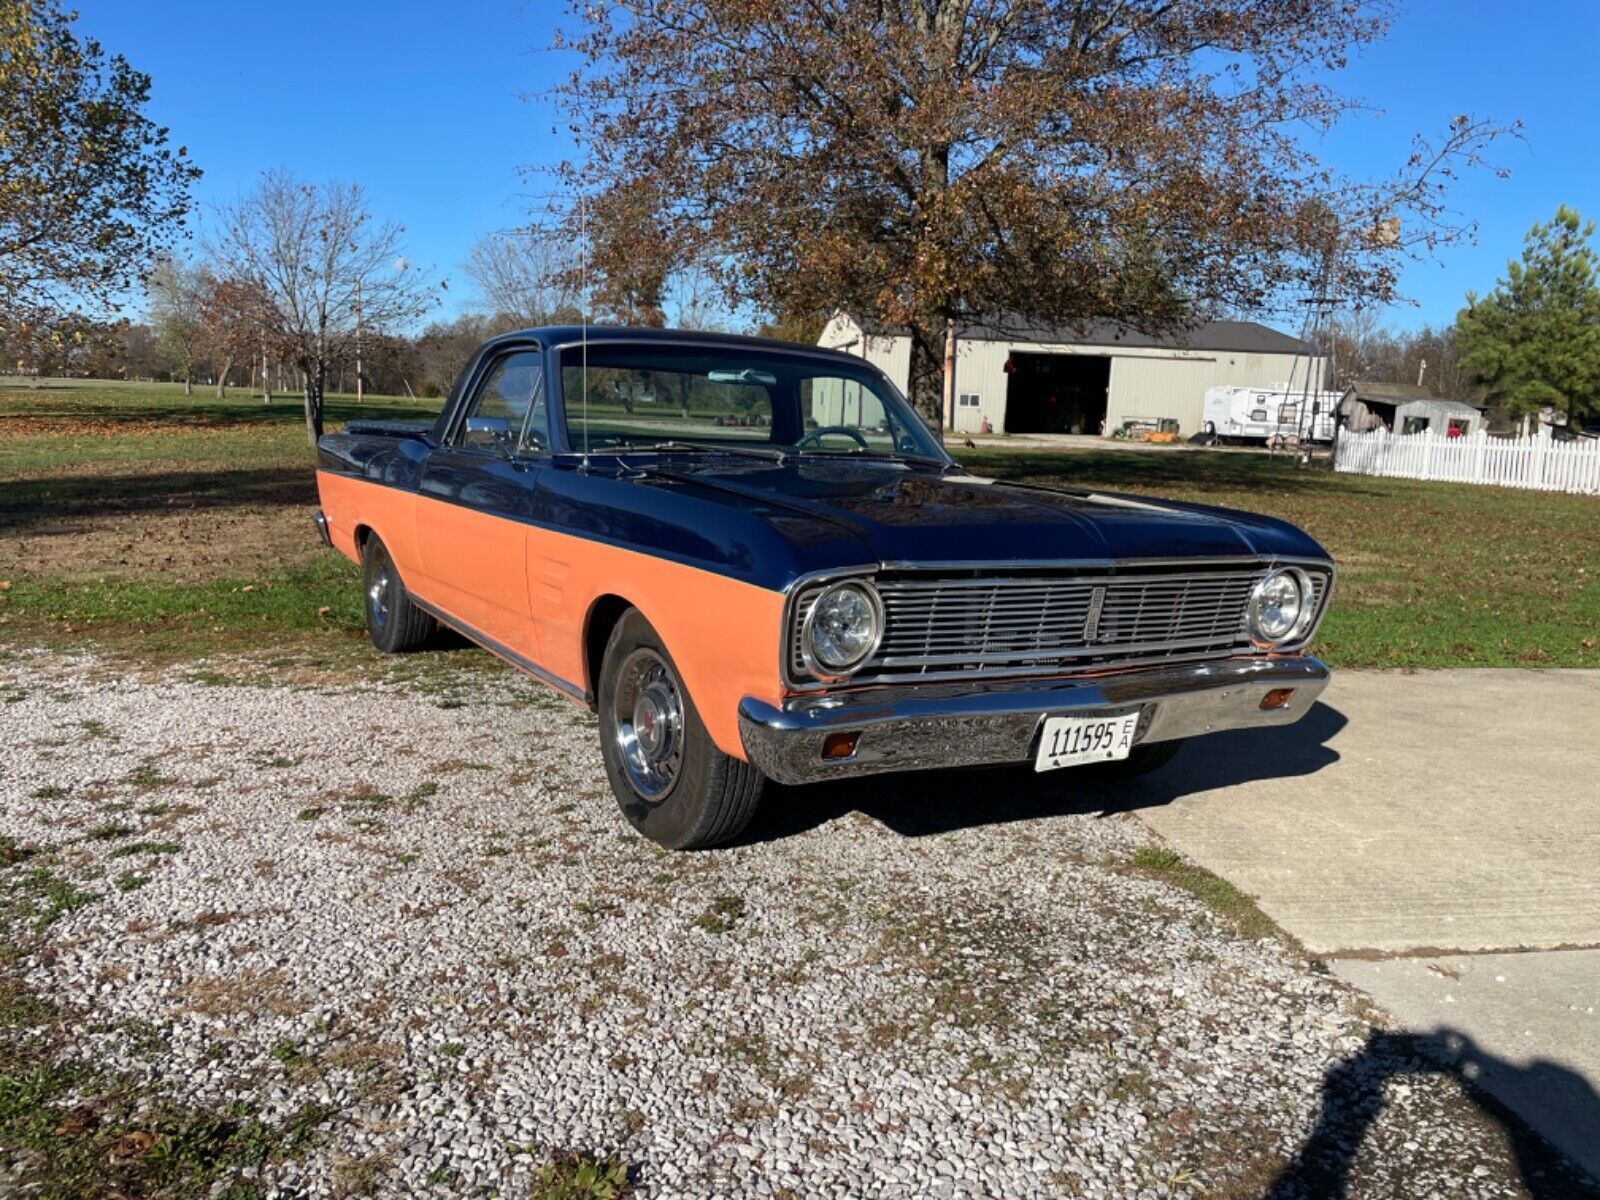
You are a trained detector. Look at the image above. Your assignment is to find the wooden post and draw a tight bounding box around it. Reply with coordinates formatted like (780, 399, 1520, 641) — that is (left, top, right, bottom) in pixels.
(942, 318, 957, 432)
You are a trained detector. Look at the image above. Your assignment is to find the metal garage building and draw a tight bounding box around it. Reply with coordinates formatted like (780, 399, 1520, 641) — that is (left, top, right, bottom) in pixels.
(818, 313, 1327, 437)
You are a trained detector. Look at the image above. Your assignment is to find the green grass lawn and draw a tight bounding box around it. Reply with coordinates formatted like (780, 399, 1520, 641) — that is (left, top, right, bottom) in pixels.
(2, 380, 1595, 669)
(954, 447, 1600, 668)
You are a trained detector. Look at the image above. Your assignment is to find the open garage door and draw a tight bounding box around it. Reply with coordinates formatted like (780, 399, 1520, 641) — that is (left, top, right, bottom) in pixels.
(1003, 352, 1110, 435)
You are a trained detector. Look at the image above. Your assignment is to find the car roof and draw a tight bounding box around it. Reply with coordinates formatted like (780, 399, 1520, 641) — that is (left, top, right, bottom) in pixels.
(481, 324, 866, 365)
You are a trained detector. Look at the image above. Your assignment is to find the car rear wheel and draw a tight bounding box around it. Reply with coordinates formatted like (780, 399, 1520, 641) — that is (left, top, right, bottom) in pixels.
(361, 535, 434, 653)
(597, 609, 764, 849)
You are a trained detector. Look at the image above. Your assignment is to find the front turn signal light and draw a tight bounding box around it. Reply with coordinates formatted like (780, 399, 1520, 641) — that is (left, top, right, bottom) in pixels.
(822, 731, 861, 760)
(1260, 688, 1295, 711)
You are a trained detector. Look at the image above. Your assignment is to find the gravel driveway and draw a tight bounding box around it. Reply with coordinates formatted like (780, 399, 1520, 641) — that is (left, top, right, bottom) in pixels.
(0, 649, 1574, 1198)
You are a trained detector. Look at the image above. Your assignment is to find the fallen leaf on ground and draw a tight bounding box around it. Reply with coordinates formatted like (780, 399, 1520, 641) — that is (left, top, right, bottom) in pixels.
(52, 1108, 98, 1136)
(109, 1130, 156, 1158)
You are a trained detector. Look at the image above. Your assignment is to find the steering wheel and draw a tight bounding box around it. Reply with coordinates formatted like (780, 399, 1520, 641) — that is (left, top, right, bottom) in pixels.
(797, 425, 870, 451)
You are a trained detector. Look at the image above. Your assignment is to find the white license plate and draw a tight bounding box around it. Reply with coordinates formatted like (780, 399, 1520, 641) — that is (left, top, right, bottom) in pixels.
(1034, 712, 1141, 772)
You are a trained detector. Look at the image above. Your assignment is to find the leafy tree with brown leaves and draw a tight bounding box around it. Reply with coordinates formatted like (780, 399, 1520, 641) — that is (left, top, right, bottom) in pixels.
(197, 274, 274, 399)
(209, 171, 440, 443)
(1, 0, 201, 343)
(554, 0, 1510, 427)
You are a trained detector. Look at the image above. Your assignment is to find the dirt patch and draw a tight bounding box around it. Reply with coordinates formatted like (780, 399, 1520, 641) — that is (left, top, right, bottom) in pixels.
(0, 415, 242, 438)
(0, 459, 322, 582)
(0, 503, 321, 581)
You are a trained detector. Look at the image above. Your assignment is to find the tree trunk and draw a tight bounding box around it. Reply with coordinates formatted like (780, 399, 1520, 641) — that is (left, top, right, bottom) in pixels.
(906, 324, 947, 440)
(304, 363, 325, 446)
(910, 129, 954, 443)
(216, 357, 232, 399)
(183, 371, 193, 396)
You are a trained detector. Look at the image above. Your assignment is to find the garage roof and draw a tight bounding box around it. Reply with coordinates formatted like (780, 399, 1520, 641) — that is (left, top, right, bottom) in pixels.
(1342, 380, 1436, 406)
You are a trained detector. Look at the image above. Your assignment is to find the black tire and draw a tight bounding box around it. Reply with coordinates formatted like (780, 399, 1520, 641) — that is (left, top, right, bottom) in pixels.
(1097, 737, 1185, 778)
(361, 535, 435, 652)
(597, 609, 764, 849)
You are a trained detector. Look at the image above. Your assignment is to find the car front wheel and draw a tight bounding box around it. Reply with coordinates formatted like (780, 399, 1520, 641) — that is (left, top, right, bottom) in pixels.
(597, 609, 764, 849)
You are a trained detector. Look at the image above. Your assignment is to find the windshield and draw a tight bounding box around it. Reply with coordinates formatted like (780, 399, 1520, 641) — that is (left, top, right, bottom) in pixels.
(557, 343, 947, 462)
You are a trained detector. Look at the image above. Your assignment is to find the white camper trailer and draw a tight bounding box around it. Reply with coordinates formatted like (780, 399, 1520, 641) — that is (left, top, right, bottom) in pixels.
(1202, 385, 1340, 443)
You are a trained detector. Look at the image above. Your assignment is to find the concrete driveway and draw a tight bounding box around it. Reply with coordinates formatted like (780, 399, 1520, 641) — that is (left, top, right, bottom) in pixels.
(1132, 669, 1600, 1182)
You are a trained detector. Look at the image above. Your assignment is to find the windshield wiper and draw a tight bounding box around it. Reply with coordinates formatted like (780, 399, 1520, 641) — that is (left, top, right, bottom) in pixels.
(793, 446, 956, 470)
(628, 440, 790, 463)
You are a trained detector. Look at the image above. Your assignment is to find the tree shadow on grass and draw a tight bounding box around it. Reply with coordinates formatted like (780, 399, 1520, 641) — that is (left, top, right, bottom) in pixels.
(0, 466, 314, 529)
(1270, 1028, 1600, 1199)
(739, 699, 1346, 844)
(0, 396, 435, 428)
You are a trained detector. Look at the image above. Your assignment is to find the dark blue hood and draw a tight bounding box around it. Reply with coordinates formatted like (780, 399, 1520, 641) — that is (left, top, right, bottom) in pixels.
(635, 457, 1328, 567)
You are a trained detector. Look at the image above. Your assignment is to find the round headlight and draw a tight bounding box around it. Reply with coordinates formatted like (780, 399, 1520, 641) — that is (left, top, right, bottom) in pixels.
(803, 581, 883, 675)
(1247, 568, 1311, 646)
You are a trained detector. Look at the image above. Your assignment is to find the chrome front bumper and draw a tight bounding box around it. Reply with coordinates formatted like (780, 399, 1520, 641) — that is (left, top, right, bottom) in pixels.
(313, 509, 333, 548)
(738, 656, 1330, 785)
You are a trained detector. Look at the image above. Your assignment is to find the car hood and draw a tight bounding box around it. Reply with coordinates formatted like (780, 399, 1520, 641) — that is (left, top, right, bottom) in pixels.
(636, 457, 1327, 566)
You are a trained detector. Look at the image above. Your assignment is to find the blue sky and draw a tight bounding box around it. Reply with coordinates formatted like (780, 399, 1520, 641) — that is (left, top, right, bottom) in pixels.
(75, 0, 1598, 332)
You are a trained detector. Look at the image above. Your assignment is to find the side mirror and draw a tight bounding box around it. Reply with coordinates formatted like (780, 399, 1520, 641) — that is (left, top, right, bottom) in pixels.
(463, 415, 513, 454)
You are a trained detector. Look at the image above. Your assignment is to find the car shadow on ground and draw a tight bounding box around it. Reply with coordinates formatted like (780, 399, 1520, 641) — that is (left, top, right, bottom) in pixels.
(740, 699, 1347, 844)
(1268, 1028, 1600, 1199)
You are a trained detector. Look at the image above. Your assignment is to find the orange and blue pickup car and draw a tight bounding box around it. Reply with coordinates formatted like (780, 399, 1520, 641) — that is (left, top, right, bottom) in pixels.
(314, 327, 1334, 848)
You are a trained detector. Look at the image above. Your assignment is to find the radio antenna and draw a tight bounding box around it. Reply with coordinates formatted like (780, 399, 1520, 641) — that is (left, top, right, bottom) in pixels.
(580, 192, 590, 470)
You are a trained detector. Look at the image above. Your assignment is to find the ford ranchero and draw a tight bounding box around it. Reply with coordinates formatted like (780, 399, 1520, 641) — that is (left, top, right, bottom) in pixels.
(314, 327, 1333, 849)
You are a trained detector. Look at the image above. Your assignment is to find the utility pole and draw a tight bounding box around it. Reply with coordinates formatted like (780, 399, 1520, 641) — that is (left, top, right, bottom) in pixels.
(354, 276, 364, 405)
(1417, 358, 1428, 388)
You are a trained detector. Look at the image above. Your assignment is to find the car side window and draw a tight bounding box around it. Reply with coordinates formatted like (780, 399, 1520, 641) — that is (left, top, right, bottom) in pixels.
(454, 350, 546, 453)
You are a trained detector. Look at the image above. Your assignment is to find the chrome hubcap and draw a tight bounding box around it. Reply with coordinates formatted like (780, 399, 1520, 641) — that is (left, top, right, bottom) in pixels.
(367, 554, 391, 629)
(613, 649, 684, 802)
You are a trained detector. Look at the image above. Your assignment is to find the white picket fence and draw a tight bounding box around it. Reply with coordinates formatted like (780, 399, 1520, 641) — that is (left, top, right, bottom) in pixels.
(1334, 428, 1600, 496)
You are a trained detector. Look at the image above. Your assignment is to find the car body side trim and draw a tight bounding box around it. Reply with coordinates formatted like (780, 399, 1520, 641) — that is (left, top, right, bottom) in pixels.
(409, 594, 592, 705)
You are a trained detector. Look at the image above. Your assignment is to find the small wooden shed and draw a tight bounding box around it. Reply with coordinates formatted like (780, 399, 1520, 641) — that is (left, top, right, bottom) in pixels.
(1340, 381, 1484, 436)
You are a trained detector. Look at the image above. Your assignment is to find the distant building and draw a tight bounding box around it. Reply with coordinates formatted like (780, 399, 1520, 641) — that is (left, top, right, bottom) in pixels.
(1339, 381, 1486, 437)
(818, 313, 1326, 437)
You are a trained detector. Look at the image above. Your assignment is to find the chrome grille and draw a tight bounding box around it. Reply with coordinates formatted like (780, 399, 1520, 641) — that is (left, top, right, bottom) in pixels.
(788, 564, 1331, 685)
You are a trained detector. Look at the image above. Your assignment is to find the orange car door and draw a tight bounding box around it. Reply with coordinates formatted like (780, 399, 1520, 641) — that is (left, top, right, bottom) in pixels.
(414, 348, 546, 661)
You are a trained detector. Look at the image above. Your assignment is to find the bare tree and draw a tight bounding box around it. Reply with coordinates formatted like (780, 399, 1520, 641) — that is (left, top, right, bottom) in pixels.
(463, 229, 578, 325)
(146, 258, 206, 394)
(1324, 306, 1385, 386)
(667, 260, 734, 332)
(209, 171, 439, 442)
